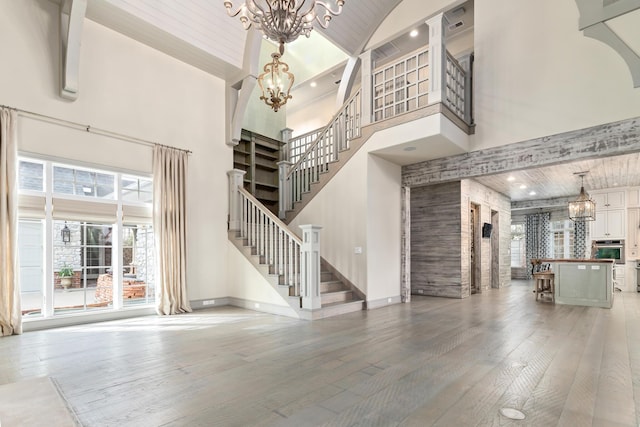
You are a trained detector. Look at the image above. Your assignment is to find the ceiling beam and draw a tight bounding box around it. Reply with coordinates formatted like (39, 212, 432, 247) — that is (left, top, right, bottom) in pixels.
(402, 116, 640, 187)
(60, 0, 87, 100)
(511, 196, 573, 211)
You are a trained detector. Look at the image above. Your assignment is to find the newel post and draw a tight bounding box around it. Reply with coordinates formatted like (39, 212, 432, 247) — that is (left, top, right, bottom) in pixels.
(425, 13, 448, 105)
(227, 169, 246, 232)
(280, 127, 293, 161)
(299, 224, 322, 310)
(277, 160, 292, 219)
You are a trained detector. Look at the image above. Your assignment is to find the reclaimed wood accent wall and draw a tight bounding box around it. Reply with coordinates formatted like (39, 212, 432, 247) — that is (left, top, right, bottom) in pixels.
(411, 182, 463, 298)
(402, 116, 640, 187)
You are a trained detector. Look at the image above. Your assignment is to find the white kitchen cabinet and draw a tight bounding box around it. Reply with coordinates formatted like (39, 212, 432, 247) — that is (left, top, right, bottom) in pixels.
(629, 208, 640, 259)
(592, 190, 625, 210)
(592, 209, 625, 239)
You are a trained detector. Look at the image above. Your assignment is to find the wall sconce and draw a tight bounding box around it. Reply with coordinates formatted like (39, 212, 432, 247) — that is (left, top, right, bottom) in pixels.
(62, 222, 71, 243)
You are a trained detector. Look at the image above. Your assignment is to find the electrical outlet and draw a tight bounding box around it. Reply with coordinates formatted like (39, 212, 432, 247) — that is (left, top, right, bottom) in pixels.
(354, 246, 363, 254)
(387, 298, 392, 303)
(202, 300, 215, 306)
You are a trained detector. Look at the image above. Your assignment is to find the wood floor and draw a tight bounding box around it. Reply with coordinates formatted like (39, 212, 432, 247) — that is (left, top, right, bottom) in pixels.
(1, 280, 639, 426)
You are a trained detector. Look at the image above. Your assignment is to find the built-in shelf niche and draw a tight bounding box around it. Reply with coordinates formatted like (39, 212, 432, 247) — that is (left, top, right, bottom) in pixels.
(233, 129, 282, 214)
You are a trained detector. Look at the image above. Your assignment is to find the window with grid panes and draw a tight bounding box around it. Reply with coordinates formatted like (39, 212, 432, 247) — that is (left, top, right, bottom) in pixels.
(372, 49, 429, 122)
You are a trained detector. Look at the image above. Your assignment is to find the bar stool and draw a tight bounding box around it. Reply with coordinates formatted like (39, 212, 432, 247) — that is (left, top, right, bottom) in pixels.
(533, 271, 555, 302)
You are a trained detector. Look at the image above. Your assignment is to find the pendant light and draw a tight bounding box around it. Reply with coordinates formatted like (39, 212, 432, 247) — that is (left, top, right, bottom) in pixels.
(568, 172, 596, 221)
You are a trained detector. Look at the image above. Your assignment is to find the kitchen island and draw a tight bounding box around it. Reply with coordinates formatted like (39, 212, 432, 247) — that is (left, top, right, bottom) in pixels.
(537, 259, 615, 308)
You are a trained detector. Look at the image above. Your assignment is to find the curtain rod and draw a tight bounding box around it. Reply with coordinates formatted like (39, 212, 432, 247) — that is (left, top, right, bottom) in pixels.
(0, 104, 192, 155)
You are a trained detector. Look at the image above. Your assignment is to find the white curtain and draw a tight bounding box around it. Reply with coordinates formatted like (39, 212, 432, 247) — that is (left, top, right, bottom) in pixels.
(153, 145, 192, 315)
(0, 108, 22, 335)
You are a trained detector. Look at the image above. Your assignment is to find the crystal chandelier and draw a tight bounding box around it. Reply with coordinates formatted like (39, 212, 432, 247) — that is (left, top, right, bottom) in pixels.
(224, 1, 346, 44)
(257, 43, 294, 112)
(568, 172, 596, 221)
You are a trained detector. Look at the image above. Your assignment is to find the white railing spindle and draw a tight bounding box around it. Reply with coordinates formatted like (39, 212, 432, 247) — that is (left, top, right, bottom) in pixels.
(236, 187, 303, 294)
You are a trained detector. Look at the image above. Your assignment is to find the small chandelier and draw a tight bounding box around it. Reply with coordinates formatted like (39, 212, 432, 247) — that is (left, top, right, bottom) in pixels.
(568, 172, 596, 221)
(257, 43, 294, 112)
(224, 1, 346, 44)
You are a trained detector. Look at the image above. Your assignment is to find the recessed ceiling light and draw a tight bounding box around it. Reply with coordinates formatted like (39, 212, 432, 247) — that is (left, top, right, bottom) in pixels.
(310, 81, 317, 88)
(529, 191, 536, 196)
(410, 29, 419, 37)
(403, 146, 417, 151)
(519, 184, 527, 189)
(507, 176, 515, 182)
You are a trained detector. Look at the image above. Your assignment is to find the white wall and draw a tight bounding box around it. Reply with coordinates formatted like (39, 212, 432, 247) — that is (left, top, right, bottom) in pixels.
(472, 0, 640, 150)
(287, 89, 338, 137)
(1, 0, 231, 303)
(366, 155, 402, 302)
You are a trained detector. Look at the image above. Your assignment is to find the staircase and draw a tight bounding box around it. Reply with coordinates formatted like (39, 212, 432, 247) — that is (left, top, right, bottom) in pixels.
(318, 260, 365, 318)
(228, 185, 364, 320)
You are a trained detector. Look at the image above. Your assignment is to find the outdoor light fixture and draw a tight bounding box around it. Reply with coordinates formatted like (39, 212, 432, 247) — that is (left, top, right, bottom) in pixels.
(62, 222, 71, 243)
(224, 1, 346, 44)
(257, 42, 294, 112)
(568, 172, 596, 221)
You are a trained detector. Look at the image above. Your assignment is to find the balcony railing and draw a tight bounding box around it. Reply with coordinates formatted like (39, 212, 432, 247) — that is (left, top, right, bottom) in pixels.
(444, 52, 467, 121)
(372, 48, 430, 122)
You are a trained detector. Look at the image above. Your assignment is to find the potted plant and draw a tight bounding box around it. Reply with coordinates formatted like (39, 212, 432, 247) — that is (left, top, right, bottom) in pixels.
(59, 265, 74, 290)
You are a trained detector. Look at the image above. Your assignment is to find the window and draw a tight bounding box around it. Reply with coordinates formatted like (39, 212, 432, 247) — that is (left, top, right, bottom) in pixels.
(510, 223, 525, 268)
(17, 157, 154, 319)
(53, 164, 115, 199)
(550, 220, 574, 259)
(122, 175, 153, 203)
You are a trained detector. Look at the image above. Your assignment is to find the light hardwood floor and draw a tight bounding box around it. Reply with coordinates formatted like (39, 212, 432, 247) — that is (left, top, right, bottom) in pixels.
(1, 280, 639, 426)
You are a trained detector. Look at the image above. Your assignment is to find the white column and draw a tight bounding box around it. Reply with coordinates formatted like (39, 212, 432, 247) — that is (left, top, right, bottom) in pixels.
(359, 49, 372, 126)
(426, 13, 448, 105)
(277, 160, 292, 219)
(458, 53, 474, 125)
(227, 169, 246, 232)
(299, 224, 322, 310)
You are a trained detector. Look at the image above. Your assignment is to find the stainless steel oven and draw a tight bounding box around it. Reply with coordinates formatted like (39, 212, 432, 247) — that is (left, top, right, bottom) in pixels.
(592, 239, 625, 264)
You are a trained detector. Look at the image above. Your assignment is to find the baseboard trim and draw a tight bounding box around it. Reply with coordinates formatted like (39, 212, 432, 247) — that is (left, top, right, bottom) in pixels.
(226, 297, 301, 319)
(190, 298, 231, 310)
(366, 295, 402, 310)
